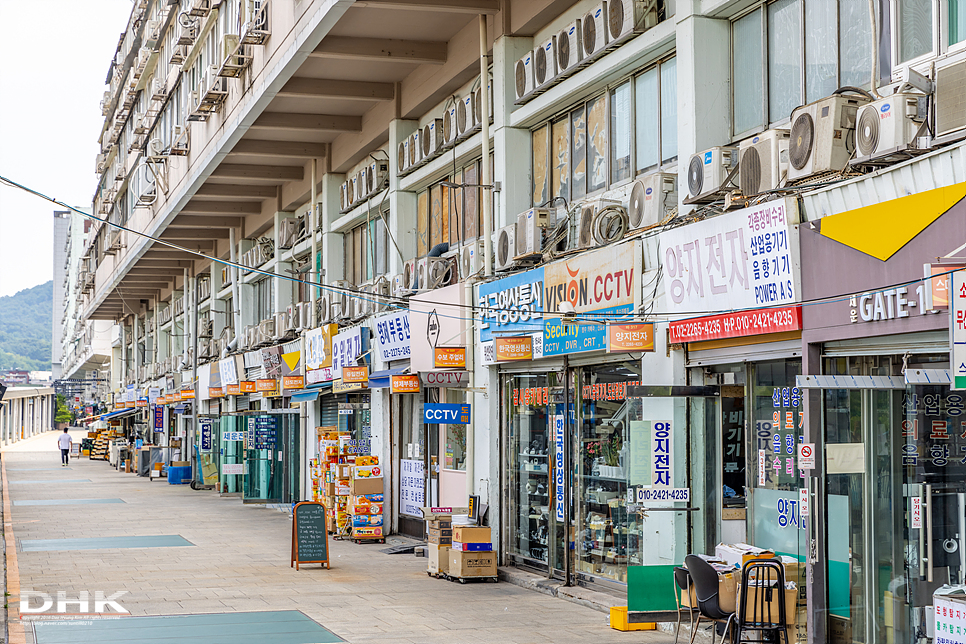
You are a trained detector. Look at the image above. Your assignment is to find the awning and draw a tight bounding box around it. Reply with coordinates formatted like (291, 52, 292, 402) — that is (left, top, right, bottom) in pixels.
(76, 414, 102, 423)
(173, 404, 188, 414)
(289, 390, 320, 403)
(102, 408, 138, 420)
(368, 368, 409, 389)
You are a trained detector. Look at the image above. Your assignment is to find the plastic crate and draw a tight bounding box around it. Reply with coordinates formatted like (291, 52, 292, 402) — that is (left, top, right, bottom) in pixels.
(167, 466, 192, 485)
(609, 606, 656, 631)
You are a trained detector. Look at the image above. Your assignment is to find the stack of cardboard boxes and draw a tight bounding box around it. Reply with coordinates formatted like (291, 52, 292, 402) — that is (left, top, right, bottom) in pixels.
(349, 456, 384, 541)
(450, 526, 497, 579)
(427, 516, 452, 576)
(315, 430, 354, 534)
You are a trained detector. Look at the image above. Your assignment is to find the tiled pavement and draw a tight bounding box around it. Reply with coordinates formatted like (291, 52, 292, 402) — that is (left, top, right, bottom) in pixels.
(2, 430, 676, 644)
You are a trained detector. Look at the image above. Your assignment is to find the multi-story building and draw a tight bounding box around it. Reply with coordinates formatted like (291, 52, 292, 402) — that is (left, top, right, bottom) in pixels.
(76, 0, 966, 641)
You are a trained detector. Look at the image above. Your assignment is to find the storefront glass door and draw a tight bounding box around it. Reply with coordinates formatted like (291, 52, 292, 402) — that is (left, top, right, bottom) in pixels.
(244, 413, 283, 503)
(219, 416, 245, 494)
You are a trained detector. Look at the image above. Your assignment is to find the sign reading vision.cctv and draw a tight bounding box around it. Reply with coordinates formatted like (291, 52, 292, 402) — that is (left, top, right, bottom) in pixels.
(423, 403, 471, 425)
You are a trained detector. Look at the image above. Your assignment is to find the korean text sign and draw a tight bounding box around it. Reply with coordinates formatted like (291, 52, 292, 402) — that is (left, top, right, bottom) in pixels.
(652, 421, 672, 487)
(660, 198, 800, 312)
(423, 403, 471, 425)
(331, 327, 367, 380)
(477, 267, 545, 343)
(373, 310, 411, 362)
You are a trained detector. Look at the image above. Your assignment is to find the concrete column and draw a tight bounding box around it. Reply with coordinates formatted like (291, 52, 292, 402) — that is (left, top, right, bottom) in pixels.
(492, 36, 533, 230)
(387, 119, 419, 273)
(274, 210, 295, 316)
(320, 172, 346, 284)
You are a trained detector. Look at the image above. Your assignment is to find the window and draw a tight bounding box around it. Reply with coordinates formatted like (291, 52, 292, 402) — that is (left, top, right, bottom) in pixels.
(732, 1, 872, 136)
(899, 0, 934, 61)
(531, 57, 677, 205)
(953, 0, 966, 46)
(416, 160, 483, 257)
(343, 216, 389, 285)
(254, 279, 273, 322)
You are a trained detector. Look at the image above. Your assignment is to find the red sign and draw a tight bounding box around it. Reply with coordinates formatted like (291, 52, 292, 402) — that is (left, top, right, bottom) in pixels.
(669, 306, 802, 343)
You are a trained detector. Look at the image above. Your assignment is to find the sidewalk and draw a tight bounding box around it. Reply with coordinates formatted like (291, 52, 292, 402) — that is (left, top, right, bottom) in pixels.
(2, 434, 676, 644)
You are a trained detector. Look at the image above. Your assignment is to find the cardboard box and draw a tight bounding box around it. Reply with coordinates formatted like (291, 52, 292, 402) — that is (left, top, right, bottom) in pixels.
(428, 534, 452, 545)
(171, 460, 190, 467)
(325, 482, 336, 496)
(718, 572, 737, 613)
(428, 519, 452, 530)
(350, 477, 383, 495)
(428, 544, 450, 574)
(737, 583, 797, 625)
(356, 455, 379, 466)
(452, 526, 490, 544)
(449, 550, 497, 578)
(353, 465, 383, 479)
(427, 527, 453, 538)
(451, 541, 493, 552)
(715, 543, 774, 568)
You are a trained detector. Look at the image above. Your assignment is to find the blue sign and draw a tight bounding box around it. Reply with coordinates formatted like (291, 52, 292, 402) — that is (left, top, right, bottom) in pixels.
(423, 403, 471, 425)
(200, 421, 213, 451)
(476, 267, 544, 343)
(153, 406, 164, 432)
(542, 303, 632, 357)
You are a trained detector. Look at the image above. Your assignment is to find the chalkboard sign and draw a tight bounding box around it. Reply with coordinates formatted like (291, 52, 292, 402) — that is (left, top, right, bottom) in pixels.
(291, 502, 330, 570)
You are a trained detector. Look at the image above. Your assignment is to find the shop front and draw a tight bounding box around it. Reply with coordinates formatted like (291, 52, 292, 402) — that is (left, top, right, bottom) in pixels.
(799, 184, 966, 644)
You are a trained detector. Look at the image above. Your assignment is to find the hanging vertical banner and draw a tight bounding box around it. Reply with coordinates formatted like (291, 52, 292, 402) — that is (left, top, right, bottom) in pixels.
(953, 270, 966, 390)
(200, 420, 213, 451)
(153, 406, 164, 432)
(799, 487, 809, 517)
(553, 415, 565, 521)
(651, 421, 672, 487)
(911, 496, 923, 529)
(758, 449, 767, 486)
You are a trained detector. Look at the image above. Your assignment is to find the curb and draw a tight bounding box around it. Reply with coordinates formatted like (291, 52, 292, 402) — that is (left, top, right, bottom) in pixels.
(497, 566, 622, 614)
(2, 457, 26, 644)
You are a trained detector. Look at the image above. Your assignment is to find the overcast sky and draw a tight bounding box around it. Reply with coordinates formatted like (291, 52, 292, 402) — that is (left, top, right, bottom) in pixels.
(0, 0, 132, 298)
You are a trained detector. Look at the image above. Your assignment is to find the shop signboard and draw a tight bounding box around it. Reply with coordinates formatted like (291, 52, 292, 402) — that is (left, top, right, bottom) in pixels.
(223, 431, 245, 441)
(240, 381, 256, 393)
(651, 421, 672, 487)
(607, 323, 654, 352)
(553, 415, 565, 521)
(928, 263, 965, 308)
(953, 270, 966, 390)
(420, 370, 470, 387)
(256, 378, 278, 393)
(391, 375, 420, 393)
(332, 327, 367, 380)
(434, 346, 466, 368)
(223, 463, 245, 475)
(332, 379, 365, 394)
(200, 420, 212, 451)
(543, 242, 640, 356)
(660, 198, 800, 312)
(343, 366, 368, 384)
(423, 403, 471, 424)
(136, 398, 148, 407)
(495, 336, 533, 361)
(153, 406, 164, 432)
(373, 310, 411, 361)
(305, 324, 338, 370)
(477, 269, 544, 365)
(306, 367, 333, 385)
(401, 459, 426, 516)
(934, 596, 966, 643)
(219, 356, 240, 386)
(669, 306, 802, 343)
(411, 284, 468, 372)
(226, 383, 241, 395)
(180, 389, 196, 399)
(282, 375, 304, 390)
(208, 387, 224, 398)
(261, 346, 283, 378)
(148, 387, 161, 403)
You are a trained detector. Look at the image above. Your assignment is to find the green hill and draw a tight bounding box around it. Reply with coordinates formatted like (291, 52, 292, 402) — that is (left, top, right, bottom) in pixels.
(0, 281, 52, 370)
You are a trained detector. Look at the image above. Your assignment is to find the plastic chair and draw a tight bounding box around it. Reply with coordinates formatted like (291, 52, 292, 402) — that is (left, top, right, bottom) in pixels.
(685, 555, 736, 644)
(673, 565, 702, 644)
(734, 559, 789, 644)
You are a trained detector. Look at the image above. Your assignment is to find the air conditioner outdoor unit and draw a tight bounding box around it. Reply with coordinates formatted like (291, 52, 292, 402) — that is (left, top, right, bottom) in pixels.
(199, 318, 214, 338)
(369, 161, 389, 195)
(514, 51, 536, 103)
(352, 282, 372, 320)
(358, 167, 370, 200)
(350, 174, 361, 205)
(582, 3, 608, 62)
(274, 312, 289, 339)
(473, 83, 493, 127)
(627, 172, 676, 230)
(330, 281, 353, 321)
(534, 36, 558, 91)
(852, 94, 927, 165)
(494, 224, 518, 271)
(442, 101, 459, 147)
(556, 19, 584, 78)
(408, 130, 423, 168)
(286, 305, 300, 332)
(516, 208, 550, 256)
(607, 0, 660, 48)
(242, 325, 256, 350)
(144, 20, 161, 48)
(391, 273, 408, 299)
(316, 293, 331, 325)
(403, 259, 419, 291)
(299, 300, 313, 329)
(397, 139, 411, 174)
(258, 318, 275, 345)
(96, 153, 108, 174)
(278, 217, 301, 249)
(935, 56, 966, 142)
(340, 181, 351, 212)
(370, 277, 391, 313)
(787, 93, 870, 182)
(459, 240, 484, 280)
(457, 94, 476, 139)
(423, 119, 444, 160)
(738, 129, 790, 197)
(417, 257, 456, 290)
(686, 146, 737, 202)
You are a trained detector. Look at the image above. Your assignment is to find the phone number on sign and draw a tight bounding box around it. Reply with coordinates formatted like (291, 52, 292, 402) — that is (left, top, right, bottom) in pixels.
(636, 488, 690, 502)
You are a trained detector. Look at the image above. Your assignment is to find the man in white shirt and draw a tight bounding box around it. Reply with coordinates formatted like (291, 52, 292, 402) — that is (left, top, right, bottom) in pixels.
(57, 429, 72, 466)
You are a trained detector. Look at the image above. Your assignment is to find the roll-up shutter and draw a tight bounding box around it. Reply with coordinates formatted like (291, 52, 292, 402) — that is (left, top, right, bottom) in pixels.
(687, 339, 802, 367)
(822, 331, 948, 357)
(319, 395, 339, 428)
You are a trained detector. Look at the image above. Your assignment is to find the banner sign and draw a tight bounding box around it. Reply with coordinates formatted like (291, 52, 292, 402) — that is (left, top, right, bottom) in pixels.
(554, 415, 565, 521)
(401, 459, 426, 516)
(434, 346, 466, 368)
(495, 336, 533, 361)
(208, 387, 224, 398)
(332, 327, 367, 380)
(200, 420, 213, 451)
(373, 310, 411, 361)
(305, 324, 337, 370)
(669, 305, 802, 343)
(607, 323, 655, 352)
(226, 383, 241, 395)
(153, 406, 164, 431)
(219, 357, 239, 386)
(391, 375, 420, 393)
(256, 379, 278, 393)
(343, 366, 368, 384)
(240, 381, 256, 393)
(954, 270, 966, 390)
(423, 403, 471, 424)
(420, 371, 470, 387)
(651, 421, 672, 487)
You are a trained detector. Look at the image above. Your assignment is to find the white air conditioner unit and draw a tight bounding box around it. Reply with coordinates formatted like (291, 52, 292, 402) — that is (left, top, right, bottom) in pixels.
(787, 93, 870, 182)
(199, 318, 214, 338)
(278, 217, 300, 249)
(556, 19, 584, 78)
(368, 161, 389, 195)
(358, 167, 369, 199)
(423, 119, 444, 160)
(299, 300, 313, 329)
(582, 3, 608, 62)
(852, 94, 927, 165)
(316, 293, 331, 325)
(607, 0, 660, 48)
(738, 129, 790, 197)
(352, 282, 372, 320)
(258, 318, 275, 345)
(442, 101, 459, 147)
(514, 50, 536, 103)
(417, 257, 456, 290)
(144, 20, 161, 49)
(627, 172, 676, 230)
(398, 139, 411, 174)
(493, 224, 518, 271)
(457, 94, 476, 139)
(516, 208, 550, 256)
(391, 273, 408, 299)
(534, 36, 558, 90)
(473, 82, 493, 127)
(339, 181, 351, 212)
(575, 202, 599, 249)
(686, 146, 737, 202)
(408, 130, 423, 168)
(935, 55, 966, 142)
(459, 240, 484, 280)
(285, 305, 300, 333)
(241, 325, 256, 350)
(330, 281, 353, 321)
(350, 174, 361, 205)
(403, 259, 419, 291)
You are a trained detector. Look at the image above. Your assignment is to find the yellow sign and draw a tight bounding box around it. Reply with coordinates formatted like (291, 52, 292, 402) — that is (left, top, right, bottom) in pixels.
(343, 366, 369, 384)
(606, 323, 655, 352)
(227, 383, 241, 395)
(434, 346, 466, 368)
(180, 389, 196, 399)
(256, 379, 278, 393)
(208, 387, 224, 398)
(495, 336, 533, 361)
(283, 375, 305, 389)
(240, 381, 256, 393)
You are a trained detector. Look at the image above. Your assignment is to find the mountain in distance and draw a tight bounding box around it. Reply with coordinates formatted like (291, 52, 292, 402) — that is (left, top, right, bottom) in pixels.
(0, 281, 52, 371)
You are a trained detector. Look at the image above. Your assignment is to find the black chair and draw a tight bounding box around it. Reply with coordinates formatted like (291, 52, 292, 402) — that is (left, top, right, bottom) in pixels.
(673, 565, 702, 644)
(734, 559, 789, 644)
(685, 555, 736, 644)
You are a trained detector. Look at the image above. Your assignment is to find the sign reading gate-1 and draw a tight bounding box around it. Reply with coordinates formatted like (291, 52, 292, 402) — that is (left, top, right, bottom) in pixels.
(423, 403, 471, 424)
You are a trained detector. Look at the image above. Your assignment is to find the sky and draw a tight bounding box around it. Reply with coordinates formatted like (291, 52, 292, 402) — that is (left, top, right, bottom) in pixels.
(0, 0, 133, 297)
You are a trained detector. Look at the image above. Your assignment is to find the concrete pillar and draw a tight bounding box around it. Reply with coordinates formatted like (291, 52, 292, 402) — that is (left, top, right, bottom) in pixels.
(492, 36, 533, 230)
(387, 119, 419, 272)
(274, 210, 295, 316)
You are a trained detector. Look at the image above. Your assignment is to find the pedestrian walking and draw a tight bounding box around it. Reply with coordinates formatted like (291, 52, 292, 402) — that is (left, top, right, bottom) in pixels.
(58, 429, 72, 466)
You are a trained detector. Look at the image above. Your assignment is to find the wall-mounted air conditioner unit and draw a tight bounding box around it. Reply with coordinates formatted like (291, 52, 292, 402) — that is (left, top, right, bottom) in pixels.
(686, 146, 737, 202)
(852, 94, 928, 165)
(370, 276, 391, 313)
(516, 208, 550, 256)
(514, 50, 536, 103)
(473, 82, 493, 127)
(350, 174, 361, 206)
(368, 161, 389, 196)
(493, 224, 518, 271)
(935, 55, 966, 143)
(607, 0, 660, 48)
(582, 3, 608, 62)
(787, 93, 870, 183)
(534, 36, 558, 91)
(329, 281, 353, 321)
(258, 318, 275, 345)
(316, 293, 331, 325)
(278, 217, 301, 249)
(738, 129, 789, 196)
(457, 94, 476, 139)
(391, 273, 408, 299)
(274, 311, 288, 340)
(199, 318, 214, 338)
(459, 240, 484, 280)
(353, 282, 372, 320)
(398, 138, 411, 175)
(408, 130, 423, 168)
(299, 300, 313, 330)
(556, 19, 584, 78)
(403, 259, 419, 292)
(627, 172, 676, 230)
(423, 119, 444, 160)
(339, 181, 351, 212)
(417, 257, 456, 290)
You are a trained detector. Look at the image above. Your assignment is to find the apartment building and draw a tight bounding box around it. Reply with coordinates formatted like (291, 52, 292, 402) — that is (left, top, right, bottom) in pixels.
(76, 0, 966, 640)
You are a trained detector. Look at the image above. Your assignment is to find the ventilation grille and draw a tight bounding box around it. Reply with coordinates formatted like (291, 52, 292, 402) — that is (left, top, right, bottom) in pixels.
(937, 58, 966, 138)
(856, 106, 880, 157)
(789, 112, 814, 170)
(608, 0, 624, 39)
(535, 46, 548, 85)
(557, 31, 571, 69)
(582, 14, 598, 56)
(739, 146, 761, 196)
(687, 155, 704, 197)
(515, 59, 527, 98)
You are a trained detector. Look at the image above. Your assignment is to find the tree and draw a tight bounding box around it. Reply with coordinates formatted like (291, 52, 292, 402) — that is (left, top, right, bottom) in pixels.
(55, 394, 73, 424)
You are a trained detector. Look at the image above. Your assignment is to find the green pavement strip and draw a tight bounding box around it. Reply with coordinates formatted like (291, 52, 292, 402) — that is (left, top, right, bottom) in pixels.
(14, 499, 125, 506)
(8, 468, 73, 471)
(10, 479, 90, 484)
(33, 610, 344, 643)
(20, 535, 194, 552)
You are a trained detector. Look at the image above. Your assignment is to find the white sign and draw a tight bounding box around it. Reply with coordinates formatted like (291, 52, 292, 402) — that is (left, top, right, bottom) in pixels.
(758, 449, 767, 486)
(400, 459, 425, 516)
(799, 487, 809, 517)
(420, 371, 470, 387)
(912, 496, 923, 529)
(372, 310, 411, 361)
(219, 357, 239, 386)
(222, 431, 245, 441)
(306, 367, 333, 385)
(223, 463, 245, 475)
(305, 327, 328, 370)
(148, 387, 161, 403)
(660, 198, 800, 312)
(332, 327, 364, 380)
(651, 421, 672, 487)
(934, 596, 966, 643)
(636, 487, 690, 502)
(798, 443, 815, 470)
(953, 270, 966, 390)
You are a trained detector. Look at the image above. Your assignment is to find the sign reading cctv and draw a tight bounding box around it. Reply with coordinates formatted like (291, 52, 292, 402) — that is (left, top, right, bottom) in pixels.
(420, 371, 471, 387)
(423, 403, 471, 425)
